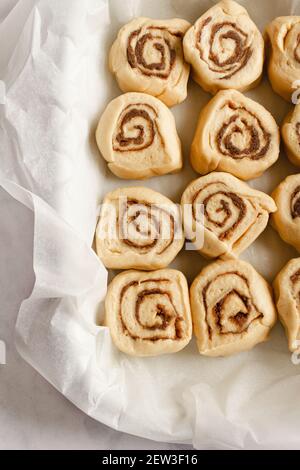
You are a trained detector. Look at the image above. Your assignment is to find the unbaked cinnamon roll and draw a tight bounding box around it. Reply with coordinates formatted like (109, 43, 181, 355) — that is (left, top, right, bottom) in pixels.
(96, 187, 184, 270)
(190, 89, 280, 180)
(271, 174, 300, 253)
(105, 269, 192, 356)
(183, 0, 264, 94)
(190, 259, 277, 357)
(181, 172, 276, 259)
(109, 17, 190, 107)
(265, 16, 300, 102)
(96, 92, 182, 179)
(273, 258, 300, 352)
(281, 105, 300, 167)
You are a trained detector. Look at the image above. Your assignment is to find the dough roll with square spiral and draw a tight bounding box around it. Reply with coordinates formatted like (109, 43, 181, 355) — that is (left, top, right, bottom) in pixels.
(190, 259, 277, 357)
(105, 269, 192, 356)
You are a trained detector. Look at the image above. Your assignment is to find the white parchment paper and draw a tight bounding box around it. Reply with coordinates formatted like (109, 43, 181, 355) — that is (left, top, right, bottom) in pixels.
(1, 0, 300, 449)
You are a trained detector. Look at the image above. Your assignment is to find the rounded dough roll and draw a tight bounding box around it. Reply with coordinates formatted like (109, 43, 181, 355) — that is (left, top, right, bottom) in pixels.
(281, 105, 300, 167)
(181, 172, 276, 259)
(96, 187, 184, 270)
(190, 89, 280, 180)
(273, 258, 300, 352)
(96, 92, 182, 179)
(105, 269, 192, 356)
(190, 259, 277, 357)
(265, 16, 300, 102)
(109, 17, 191, 107)
(271, 174, 300, 253)
(183, 0, 264, 94)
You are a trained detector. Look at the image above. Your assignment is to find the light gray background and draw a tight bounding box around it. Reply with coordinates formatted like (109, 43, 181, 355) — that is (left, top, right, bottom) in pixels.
(0, 0, 191, 450)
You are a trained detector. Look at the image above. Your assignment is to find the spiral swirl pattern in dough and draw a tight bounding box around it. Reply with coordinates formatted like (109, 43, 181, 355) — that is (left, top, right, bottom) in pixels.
(282, 104, 300, 167)
(109, 17, 190, 107)
(183, 0, 264, 94)
(190, 259, 277, 356)
(96, 187, 184, 270)
(274, 258, 300, 352)
(265, 16, 300, 101)
(181, 172, 276, 259)
(96, 93, 182, 179)
(190, 89, 279, 180)
(105, 269, 192, 356)
(272, 174, 300, 253)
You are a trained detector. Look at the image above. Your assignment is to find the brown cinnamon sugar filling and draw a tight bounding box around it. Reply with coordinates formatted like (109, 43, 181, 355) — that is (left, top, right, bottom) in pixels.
(113, 104, 158, 152)
(191, 182, 247, 241)
(119, 279, 184, 341)
(202, 271, 263, 339)
(216, 103, 271, 160)
(291, 186, 300, 219)
(127, 27, 179, 79)
(119, 199, 175, 254)
(196, 17, 252, 79)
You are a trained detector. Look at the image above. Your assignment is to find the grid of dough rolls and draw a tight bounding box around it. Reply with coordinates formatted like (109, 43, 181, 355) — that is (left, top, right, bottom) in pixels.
(94, 0, 300, 357)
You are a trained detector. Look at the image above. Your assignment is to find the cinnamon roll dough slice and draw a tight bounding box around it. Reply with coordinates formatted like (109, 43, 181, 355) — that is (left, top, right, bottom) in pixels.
(183, 0, 264, 94)
(105, 269, 192, 356)
(181, 172, 276, 259)
(281, 105, 300, 167)
(96, 187, 184, 270)
(109, 17, 190, 107)
(190, 259, 277, 357)
(271, 174, 300, 253)
(273, 258, 300, 352)
(190, 89, 280, 180)
(96, 93, 182, 179)
(265, 17, 300, 102)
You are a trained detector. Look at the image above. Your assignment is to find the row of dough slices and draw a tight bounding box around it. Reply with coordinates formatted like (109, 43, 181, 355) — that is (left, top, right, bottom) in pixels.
(96, 173, 300, 268)
(105, 257, 300, 359)
(109, 0, 300, 105)
(96, 89, 284, 181)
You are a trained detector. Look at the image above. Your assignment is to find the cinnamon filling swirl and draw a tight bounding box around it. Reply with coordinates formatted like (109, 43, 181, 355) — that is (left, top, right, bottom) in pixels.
(127, 27, 180, 79)
(113, 103, 161, 152)
(119, 279, 184, 341)
(202, 271, 263, 339)
(291, 186, 300, 219)
(196, 17, 252, 79)
(216, 102, 271, 160)
(191, 182, 247, 241)
(119, 199, 175, 254)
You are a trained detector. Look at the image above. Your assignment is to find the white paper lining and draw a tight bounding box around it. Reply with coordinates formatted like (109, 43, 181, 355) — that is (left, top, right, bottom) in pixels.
(1, 0, 300, 449)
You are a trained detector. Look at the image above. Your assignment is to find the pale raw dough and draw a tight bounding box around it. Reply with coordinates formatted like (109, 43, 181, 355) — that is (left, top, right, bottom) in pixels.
(109, 17, 190, 107)
(265, 16, 300, 102)
(181, 172, 276, 259)
(190, 89, 280, 180)
(273, 258, 300, 352)
(96, 186, 184, 270)
(190, 259, 277, 357)
(183, 0, 264, 94)
(281, 105, 300, 167)
(105, 269, 192, 356)
(96, 92, 182, 179)
(271, 174, 300, 253)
